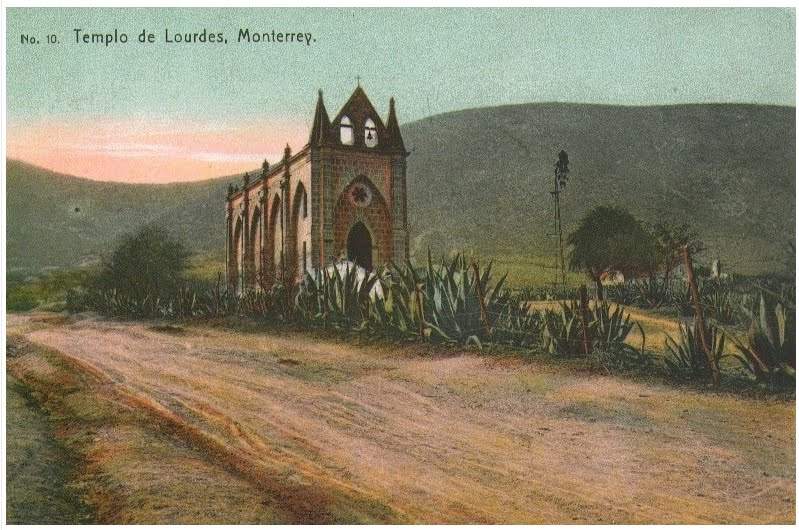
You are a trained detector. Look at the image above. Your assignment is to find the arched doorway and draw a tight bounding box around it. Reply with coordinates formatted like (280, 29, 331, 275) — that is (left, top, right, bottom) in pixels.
(347, 222, 372, 269)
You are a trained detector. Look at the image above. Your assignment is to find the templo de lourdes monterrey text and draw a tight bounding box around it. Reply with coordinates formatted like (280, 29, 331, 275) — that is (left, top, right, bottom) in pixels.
(70, 28, 316, 46)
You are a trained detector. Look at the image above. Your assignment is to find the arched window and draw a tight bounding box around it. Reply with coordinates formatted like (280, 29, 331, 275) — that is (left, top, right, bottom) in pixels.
(302, 189, 308, 218)
(340, 116, 354, 145)
(364, 118, 378, 148)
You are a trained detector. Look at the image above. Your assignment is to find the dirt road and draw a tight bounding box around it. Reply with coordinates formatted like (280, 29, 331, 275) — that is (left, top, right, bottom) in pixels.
(6, 375, 93, 524)
(6, 313, 795, 523)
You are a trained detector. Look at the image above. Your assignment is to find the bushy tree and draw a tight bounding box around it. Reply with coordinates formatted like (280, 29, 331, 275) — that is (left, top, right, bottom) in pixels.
(567, 206, 654, 299)
(96, 225, 190, 301)
(650, 221, 703, 282)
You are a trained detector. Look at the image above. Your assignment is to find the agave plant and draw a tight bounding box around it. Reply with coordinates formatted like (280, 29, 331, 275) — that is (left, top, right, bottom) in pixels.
(633, 278, 672, 309)
(729, 294, 795, 387)
(541, 299, 645, 362)
(541, 301, 585, 356)
(664, 321, 727, 382)
(605, 282, 638, 306)
(670, 282, 696, 317)
(588, 301, 650, 371)
(591, 302, 641, 349)
(295, 263, 380, 329)
(416, 253, 506, 344)
(703, 288, 740, 325)
(365, 266, 425, 339)
(490, 296, 544, 348)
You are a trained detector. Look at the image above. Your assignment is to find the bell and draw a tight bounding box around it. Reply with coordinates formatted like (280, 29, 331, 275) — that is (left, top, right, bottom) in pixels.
(366, 130, 373, 140)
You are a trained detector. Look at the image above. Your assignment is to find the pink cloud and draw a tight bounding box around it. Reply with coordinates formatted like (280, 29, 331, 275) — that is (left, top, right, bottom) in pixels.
(7, 116, 308, 183)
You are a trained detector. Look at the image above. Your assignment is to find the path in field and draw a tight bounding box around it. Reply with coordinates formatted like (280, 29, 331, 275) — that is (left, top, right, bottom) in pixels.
(7, 314, 796, 523)
(6, 375, 93, 524)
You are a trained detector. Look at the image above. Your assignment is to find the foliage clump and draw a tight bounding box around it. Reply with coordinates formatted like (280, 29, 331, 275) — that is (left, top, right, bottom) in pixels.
(566, 206, 654, 299)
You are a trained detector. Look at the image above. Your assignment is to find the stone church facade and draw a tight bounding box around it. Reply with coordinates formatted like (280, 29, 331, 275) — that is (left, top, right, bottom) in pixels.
(225, 86, 409, 291)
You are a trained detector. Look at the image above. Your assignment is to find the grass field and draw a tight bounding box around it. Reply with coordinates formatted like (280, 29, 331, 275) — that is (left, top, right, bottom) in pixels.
(185, 252, 583, 289)
(478, 254, 585, 289)
(6, 312, 794, 524)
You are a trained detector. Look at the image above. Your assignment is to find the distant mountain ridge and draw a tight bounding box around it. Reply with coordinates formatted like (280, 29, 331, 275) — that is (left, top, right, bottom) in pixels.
(6, 161, 239, 271)
(6, 102, 795, 275)
(403, 103, 794, 275)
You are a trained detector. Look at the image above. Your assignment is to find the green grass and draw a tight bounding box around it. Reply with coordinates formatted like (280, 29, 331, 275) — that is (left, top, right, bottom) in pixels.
(485, 254, 585, 289)
(187, 252, 225, 282)
(182, 251, 582, 290)
(7, 268, 96, 312)
(6, 253, 224, 313)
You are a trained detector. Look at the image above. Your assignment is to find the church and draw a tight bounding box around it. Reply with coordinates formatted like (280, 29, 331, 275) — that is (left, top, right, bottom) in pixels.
(225, 85, 409, 292)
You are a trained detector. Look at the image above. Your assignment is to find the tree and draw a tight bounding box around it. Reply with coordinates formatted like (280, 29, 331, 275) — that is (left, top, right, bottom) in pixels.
(97, 225, 190, 301)
(650, 221, 703, 282)
(567, 206, 654, 299)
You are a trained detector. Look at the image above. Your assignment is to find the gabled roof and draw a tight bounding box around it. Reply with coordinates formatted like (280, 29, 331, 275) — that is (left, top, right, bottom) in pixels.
(308, 85, 406, 153)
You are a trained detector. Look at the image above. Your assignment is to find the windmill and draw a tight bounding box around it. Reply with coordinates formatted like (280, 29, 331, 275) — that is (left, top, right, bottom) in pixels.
(551, 150, 570, 286)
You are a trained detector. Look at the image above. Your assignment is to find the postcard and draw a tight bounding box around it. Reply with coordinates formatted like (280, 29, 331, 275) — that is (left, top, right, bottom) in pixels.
(5, 6, 796, 525)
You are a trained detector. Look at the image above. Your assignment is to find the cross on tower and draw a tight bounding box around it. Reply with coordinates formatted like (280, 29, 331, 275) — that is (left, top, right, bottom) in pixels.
(356, 75, 361, 87)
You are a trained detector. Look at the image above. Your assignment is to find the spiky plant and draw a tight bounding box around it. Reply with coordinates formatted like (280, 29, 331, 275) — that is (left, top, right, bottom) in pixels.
(295, 263, 380, 329)
(729, 294, 795, 387)
(664, 322, 727, 382)
(703, 288, 740, 325)
(490, 295, 543, 348)
(633, 278, 672, 309)
(605, 282, 638, 306)
(415, 253, 505, 344)
(541, 301, 585, 356)
(591, 302, 633, 347)
(670, 282, 696, 317)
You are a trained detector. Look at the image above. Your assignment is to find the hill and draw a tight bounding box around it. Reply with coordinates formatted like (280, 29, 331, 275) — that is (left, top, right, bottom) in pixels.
(6, 161, 238, 271)
(403, 103, 794, 275)
(6, 103, 795, 276)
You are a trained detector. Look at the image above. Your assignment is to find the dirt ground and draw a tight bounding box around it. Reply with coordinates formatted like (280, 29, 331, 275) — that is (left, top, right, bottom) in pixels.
(6, 375, 93, 524)
(6, 312, 795, 524)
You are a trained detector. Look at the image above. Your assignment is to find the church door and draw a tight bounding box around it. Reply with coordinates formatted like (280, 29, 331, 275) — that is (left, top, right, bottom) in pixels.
(347, 222, 373, 270)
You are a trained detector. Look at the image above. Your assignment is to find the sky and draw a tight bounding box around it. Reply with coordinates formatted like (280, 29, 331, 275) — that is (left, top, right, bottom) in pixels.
(6, 7, 796, 183)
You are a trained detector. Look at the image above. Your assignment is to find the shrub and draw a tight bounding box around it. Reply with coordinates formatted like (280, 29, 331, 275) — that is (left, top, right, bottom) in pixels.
(664, 322, 727, 382)
(541, 301, 584, 356)
(295, 263, 380, 329)
(542, 300, 649, 371)
(95, 225, 190, 311)
(632, 278, 671, 309)
(670, 282, 695, 317)
(729, 294, 795, 388)
(9, 269, 95, 312)
(604, 282, 638, 306)
(515, 284, 577, 302)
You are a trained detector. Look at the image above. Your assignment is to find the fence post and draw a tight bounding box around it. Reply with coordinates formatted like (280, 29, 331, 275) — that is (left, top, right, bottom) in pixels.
(682, 245, 719, 386)
(471, 261, 492, 337)
(578, 284, 592, 356)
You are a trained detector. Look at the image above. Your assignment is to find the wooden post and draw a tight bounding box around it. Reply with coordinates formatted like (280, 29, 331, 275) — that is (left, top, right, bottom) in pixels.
(682, 245, 719, 386)
(472, 261, 492, 337)
(578, 284, 592, 356)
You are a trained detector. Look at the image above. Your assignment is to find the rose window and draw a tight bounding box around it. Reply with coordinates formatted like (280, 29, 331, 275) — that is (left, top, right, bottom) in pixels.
(350, 183, 372, 207)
